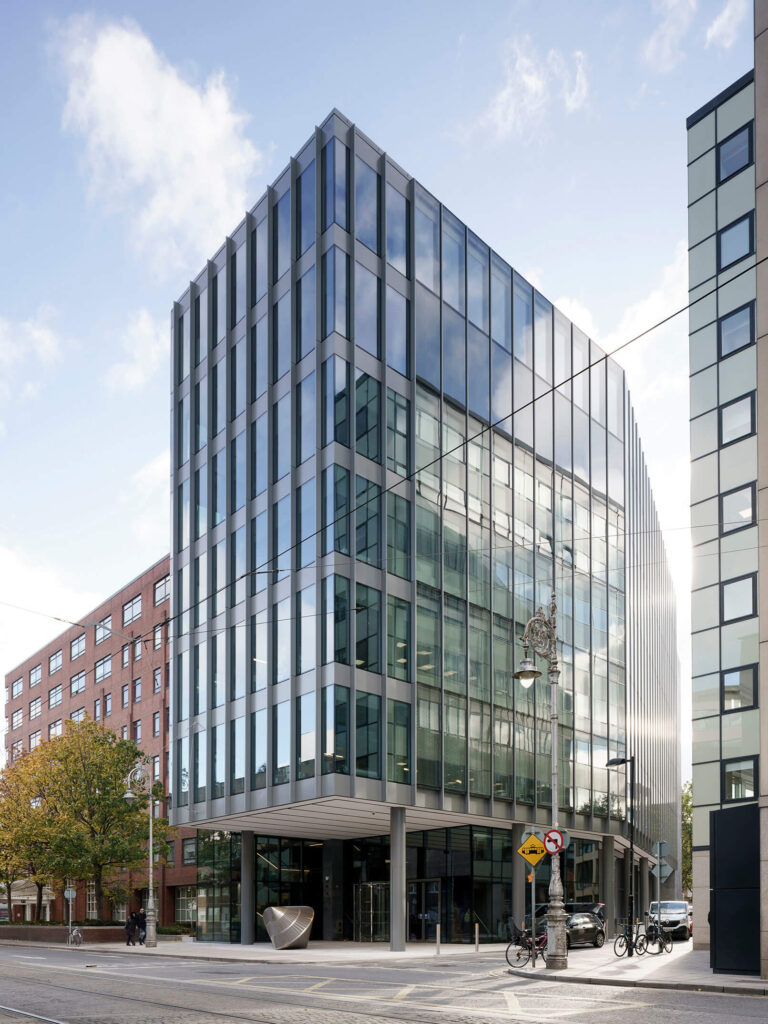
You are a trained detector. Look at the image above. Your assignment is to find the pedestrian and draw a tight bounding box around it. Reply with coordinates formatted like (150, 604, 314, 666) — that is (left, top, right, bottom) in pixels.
(137, 907, 147, 946)
(125, 911, 137, 947)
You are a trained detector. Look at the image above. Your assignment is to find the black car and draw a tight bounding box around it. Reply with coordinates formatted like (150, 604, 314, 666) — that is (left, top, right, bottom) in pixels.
(565, 912, 605, 948)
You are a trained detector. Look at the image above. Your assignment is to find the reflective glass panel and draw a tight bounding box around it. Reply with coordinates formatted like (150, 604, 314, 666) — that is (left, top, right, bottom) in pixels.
(386, 286, 409, 377)
(355, 157, 380, 254)
(442, 210, 465, 314)
(718, 124, 752, 182)
(414, 189, 440, 292)
(273, 191, 291, 282)
(297, 160, 316, 256)
(721, 485, 754, 533)
(719, 304, 753, 358)
(719, 394, 753, 445)
(355, 262, 380, 357)
(386, 183, 408, 276)
(719, 214, 752, 270)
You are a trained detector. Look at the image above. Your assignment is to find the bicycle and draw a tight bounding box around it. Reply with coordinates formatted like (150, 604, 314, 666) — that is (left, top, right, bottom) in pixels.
(506, 928, 548, 968)
(67, 927, 83, 946)
(642, 919, 673, 955)
(614, 923, 644, 957)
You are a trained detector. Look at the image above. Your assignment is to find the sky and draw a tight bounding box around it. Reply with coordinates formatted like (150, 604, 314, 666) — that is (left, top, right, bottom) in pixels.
(0, 0, 756, 778)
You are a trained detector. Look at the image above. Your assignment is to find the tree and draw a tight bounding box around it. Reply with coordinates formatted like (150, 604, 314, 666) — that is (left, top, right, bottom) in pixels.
(3, 721, 170, 919)
(0, 755, 63, 921)
(681, 780, 692, 898)
(0, 817, 26, 922)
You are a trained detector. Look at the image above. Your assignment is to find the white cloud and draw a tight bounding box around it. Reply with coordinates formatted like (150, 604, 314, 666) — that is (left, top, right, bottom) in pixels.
(0, 546, 101, 705)
(103, 308, 168, 391)
(642, 0, 697, 73)
(706, 0, 749, 49)
(0, 306, 63, 432)
(482, 36, 589, 140)
(119, 449, 170, 552)
(55, 16, 265, 276)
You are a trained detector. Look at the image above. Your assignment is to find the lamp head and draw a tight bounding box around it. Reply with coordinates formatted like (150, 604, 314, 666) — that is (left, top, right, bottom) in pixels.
(606, 757, 627, 768)
(123, 789, 137, 803)
(513, 655, 541, 688)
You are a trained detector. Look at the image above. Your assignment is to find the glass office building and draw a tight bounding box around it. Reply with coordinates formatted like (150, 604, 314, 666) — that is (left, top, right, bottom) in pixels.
(170, 109, 680, 944)
(688, 50, 767, 976)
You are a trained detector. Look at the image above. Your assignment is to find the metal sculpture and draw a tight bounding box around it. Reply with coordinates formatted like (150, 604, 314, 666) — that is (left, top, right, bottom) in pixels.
(262, 905, 314, 949)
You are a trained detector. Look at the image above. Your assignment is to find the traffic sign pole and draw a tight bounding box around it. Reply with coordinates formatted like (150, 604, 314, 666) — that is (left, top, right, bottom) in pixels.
(530, 866, 536, 967)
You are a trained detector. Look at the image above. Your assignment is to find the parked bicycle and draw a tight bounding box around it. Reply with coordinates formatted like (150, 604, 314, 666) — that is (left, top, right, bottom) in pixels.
(642, 918, 673, 955)
(613, 922, 644, 957)
(506, 927, 548, 968)
(67, 927, 83, 946)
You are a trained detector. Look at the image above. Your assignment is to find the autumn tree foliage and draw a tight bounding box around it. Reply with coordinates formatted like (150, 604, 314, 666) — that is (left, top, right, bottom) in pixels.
(0, 720, 169, 920)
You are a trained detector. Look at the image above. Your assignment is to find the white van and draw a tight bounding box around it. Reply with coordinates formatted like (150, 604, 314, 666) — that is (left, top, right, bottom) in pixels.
(648, 900, 690, 940)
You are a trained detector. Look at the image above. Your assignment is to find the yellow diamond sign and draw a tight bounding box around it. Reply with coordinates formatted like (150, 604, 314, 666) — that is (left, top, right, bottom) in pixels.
(517, 835, 547, 867)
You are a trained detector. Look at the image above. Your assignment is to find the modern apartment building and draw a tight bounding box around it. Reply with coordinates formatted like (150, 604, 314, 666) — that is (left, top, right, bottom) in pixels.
(3, 557, 198, 927)
(169, 109, 680, 946)
(687, 4, 768, 978)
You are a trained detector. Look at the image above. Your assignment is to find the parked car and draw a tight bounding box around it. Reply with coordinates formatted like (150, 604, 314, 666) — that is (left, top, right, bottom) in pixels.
(566, 912, 605, 948)
(648, 900, 690, 940)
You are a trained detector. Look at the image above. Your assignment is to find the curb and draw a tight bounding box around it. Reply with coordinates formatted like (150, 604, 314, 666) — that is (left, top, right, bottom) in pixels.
(507, 967, 768, 997)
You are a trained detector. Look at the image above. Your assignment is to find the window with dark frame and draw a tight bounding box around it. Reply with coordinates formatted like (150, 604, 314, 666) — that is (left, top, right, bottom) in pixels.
(717, 212, 754, 271)
(720, 664, 757, 713)
(720, 573, 757, 624)
(718, 392, 755, 447)
(717, 122, 753, 184)
(718, 301, 755, 360)
(721, 756, 757, 803)
(719, 482, 756, 535)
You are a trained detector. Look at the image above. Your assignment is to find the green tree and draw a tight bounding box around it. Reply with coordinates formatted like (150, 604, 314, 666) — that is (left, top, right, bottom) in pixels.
(10, 720, 170, 918)
(0, 754, 63, 921)
(0, 816, 26, 922)
(681, 780, 692, 898)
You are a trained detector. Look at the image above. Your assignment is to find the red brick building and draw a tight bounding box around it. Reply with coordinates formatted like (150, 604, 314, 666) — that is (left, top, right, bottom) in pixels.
(2, 556, 197, 926)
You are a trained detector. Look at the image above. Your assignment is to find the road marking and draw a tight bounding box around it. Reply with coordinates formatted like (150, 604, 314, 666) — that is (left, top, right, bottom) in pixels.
(394, 985, 415, 1000)
(0, 1004, 70, 1024)
(13, 956, 45, 960)
(307, 980, 332, 991)
(504, 991, 522, 1012)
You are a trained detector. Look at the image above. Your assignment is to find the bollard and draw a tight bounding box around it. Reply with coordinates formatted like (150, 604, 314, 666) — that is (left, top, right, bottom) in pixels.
(436, 923, 441, 955)
(475, 922, 479, 952)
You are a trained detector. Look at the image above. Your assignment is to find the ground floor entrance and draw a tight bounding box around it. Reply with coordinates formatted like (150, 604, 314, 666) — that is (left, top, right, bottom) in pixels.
(196, 822, 634, 944)
(407, 879, 440, 942)
(353, 882, 389, 941)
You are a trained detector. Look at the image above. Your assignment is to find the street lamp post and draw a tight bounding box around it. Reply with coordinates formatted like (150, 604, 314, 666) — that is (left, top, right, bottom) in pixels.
(606, 754, 635, 956)
(513, 592, 567, 970)
(124, 763, 157, 948)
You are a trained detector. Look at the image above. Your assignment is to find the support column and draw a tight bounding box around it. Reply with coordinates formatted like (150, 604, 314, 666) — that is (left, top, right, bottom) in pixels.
(622, 847, 631, 927)
(389, 807, 406, 952)
(639, 856, 650, 926)
(240, 831, 255, 944)
(511, 824, 526, 936)
(322, 840, 345, 940)
(600, 836, 616, 938)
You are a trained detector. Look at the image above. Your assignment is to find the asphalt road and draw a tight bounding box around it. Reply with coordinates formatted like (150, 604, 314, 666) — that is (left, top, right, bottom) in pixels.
(0, 945, 765, 1024)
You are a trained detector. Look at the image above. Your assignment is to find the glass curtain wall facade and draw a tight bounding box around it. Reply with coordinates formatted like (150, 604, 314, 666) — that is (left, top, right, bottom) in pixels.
(170, 109, 679, 940)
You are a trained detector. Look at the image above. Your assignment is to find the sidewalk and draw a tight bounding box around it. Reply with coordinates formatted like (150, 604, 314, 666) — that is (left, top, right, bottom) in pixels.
(508, 940, 768, 996)
(1, 935, 766, 993)
(0, 936, 510, 965)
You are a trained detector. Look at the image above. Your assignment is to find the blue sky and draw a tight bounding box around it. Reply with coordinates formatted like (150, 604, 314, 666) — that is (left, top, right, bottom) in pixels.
(0, 0, 756, 774)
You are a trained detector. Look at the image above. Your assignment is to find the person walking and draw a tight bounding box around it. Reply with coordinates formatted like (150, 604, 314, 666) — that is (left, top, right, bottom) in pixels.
(125, 911, 137, 947)
(137, 908, 147, 946)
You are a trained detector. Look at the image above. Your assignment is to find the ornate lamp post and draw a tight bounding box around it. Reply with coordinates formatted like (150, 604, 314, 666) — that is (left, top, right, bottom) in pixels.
(123, 763, 157, 948)
(513, 591, 567, 970)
